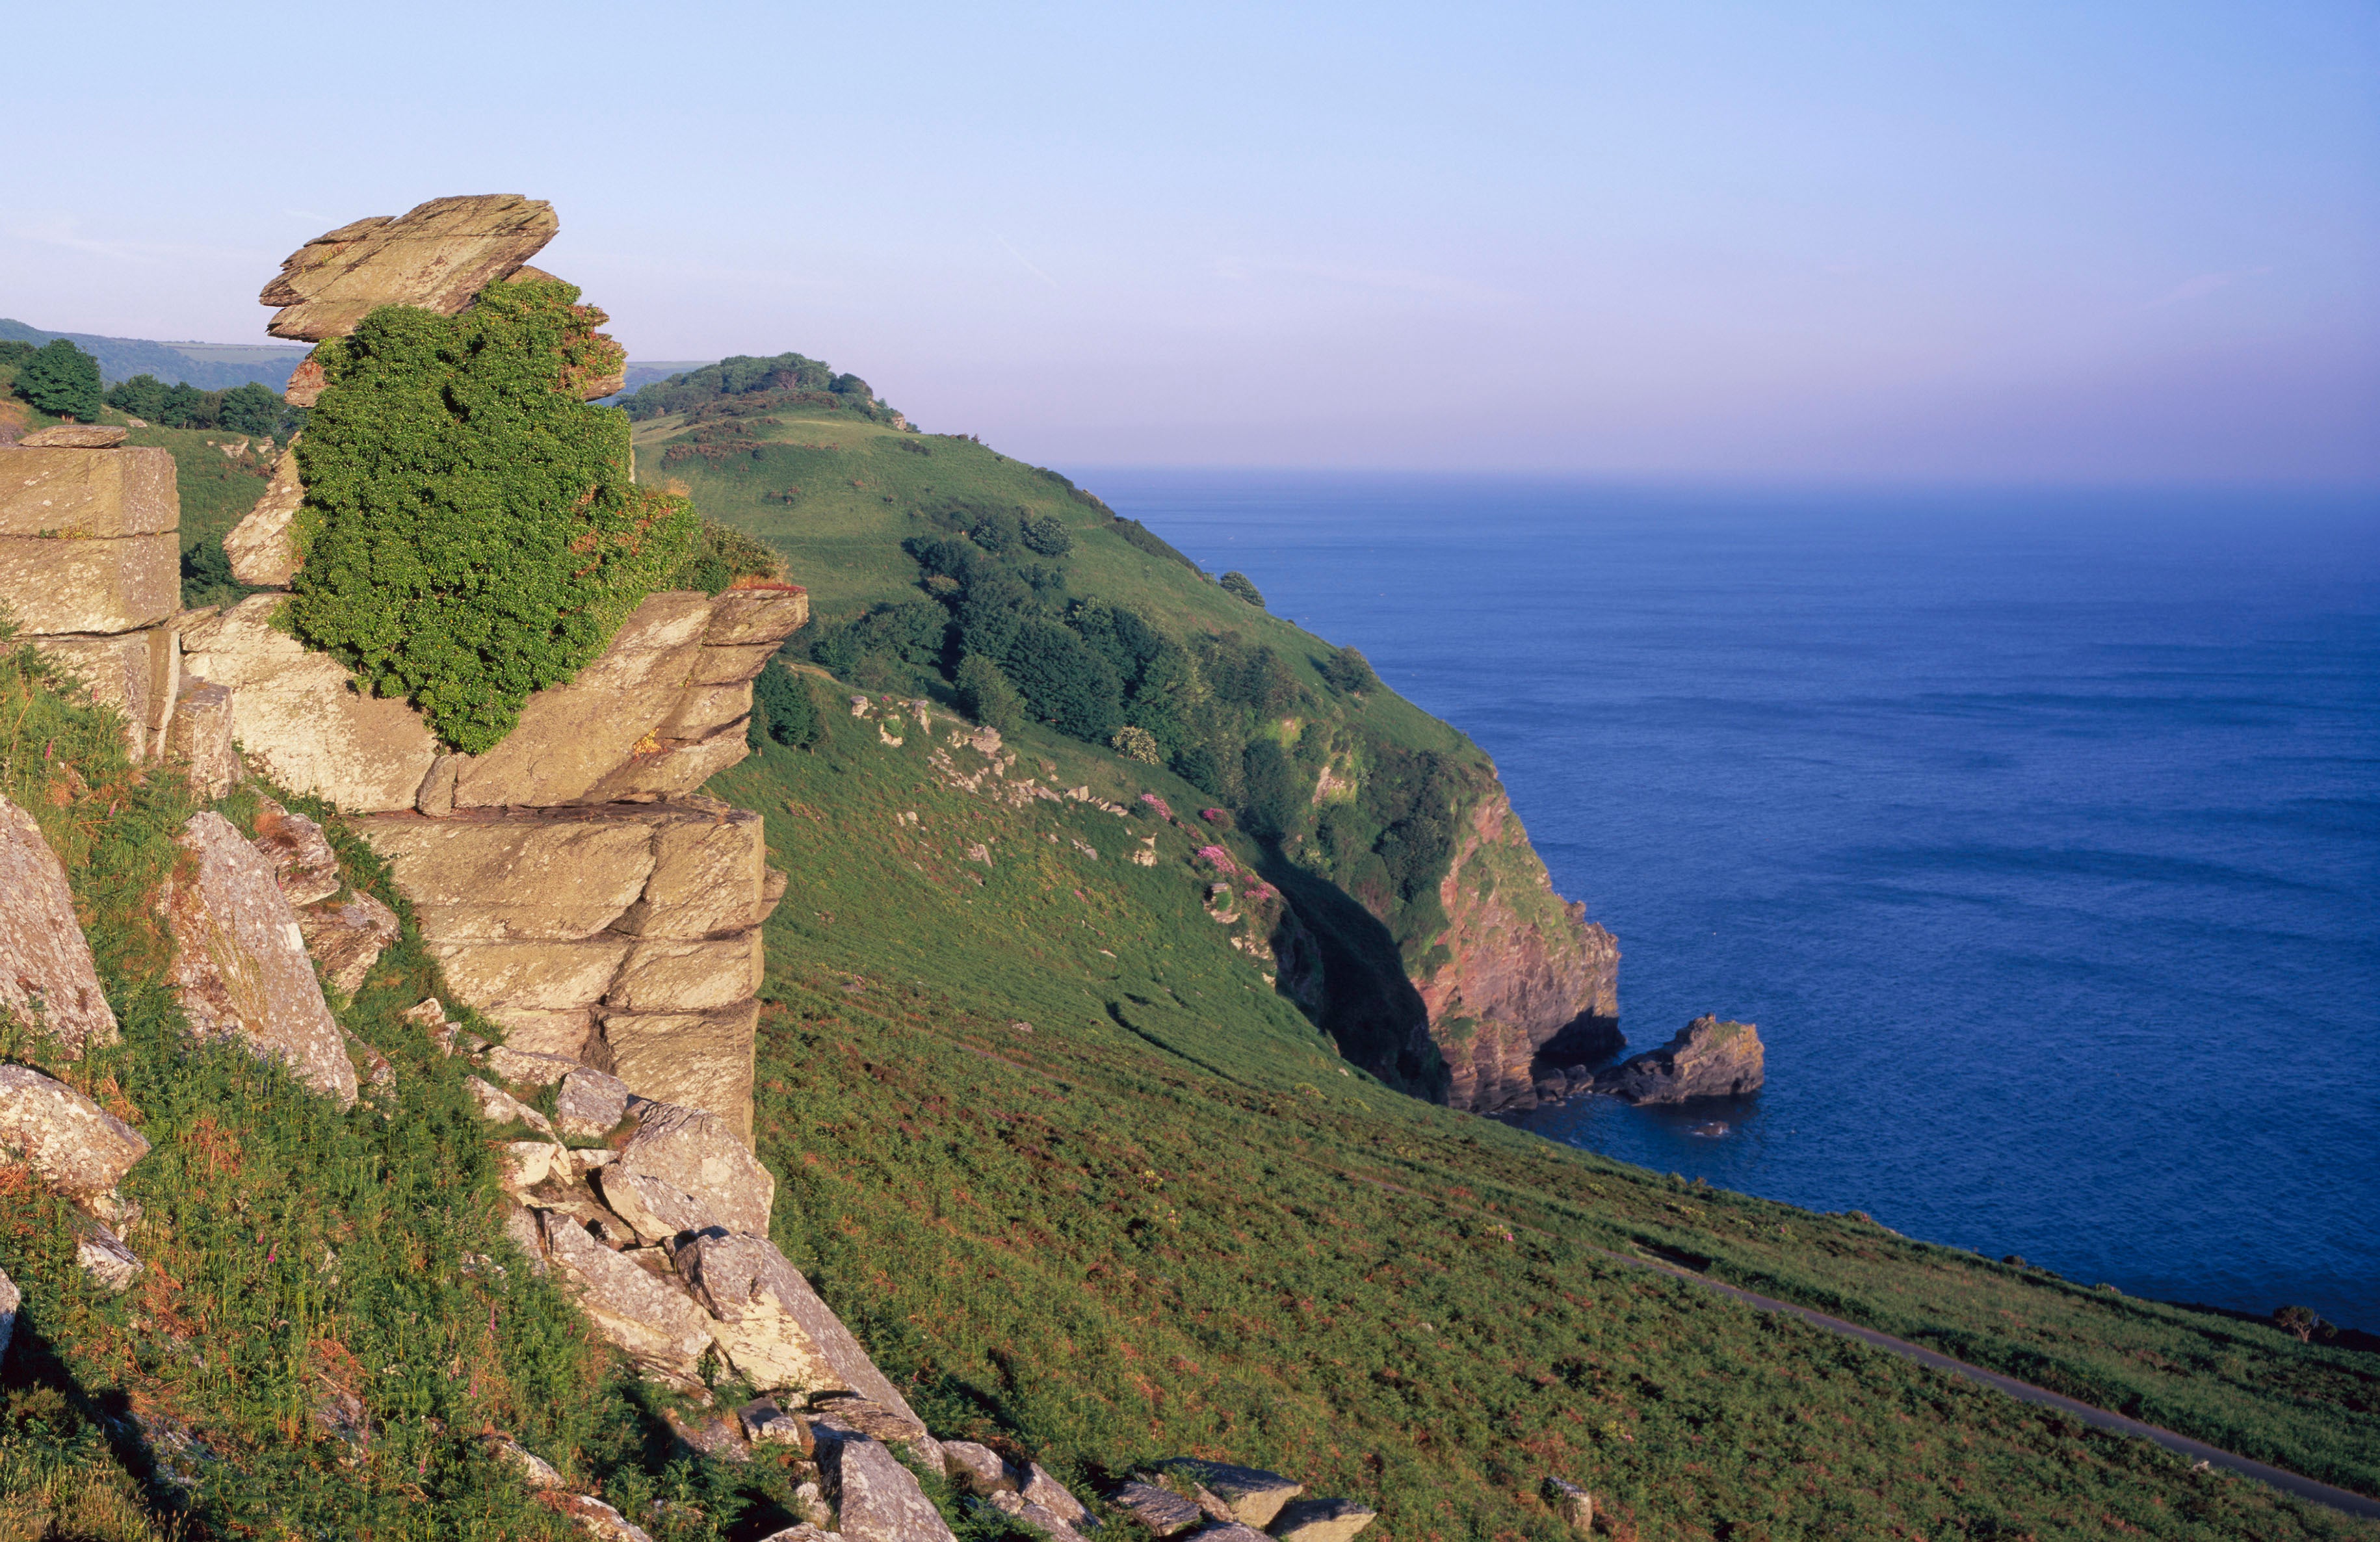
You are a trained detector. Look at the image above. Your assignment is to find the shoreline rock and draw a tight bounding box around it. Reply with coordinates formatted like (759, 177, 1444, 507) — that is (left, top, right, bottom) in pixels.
(1592, 1015, 1763, 1103)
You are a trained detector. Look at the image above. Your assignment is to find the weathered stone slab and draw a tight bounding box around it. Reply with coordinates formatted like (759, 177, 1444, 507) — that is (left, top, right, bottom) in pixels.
(484, 1045, 582, 1088)
(595, 1002, 759, 1141)
(739, 1398, 813, 1451)
(583, 720, 753, 803)
(298, 891, 399, 995)
(223, 444, 302, 586)
(260, 194, 559, 341)
(75, 1217, 142, 1293)
(1110, 1482, 1201, 1536)
(1268, 1499, 1376, 1542)
(989, 1491, 1090, 1542)
(27, 627, 175, 760)
(0, 1064, 148, 1196)
(659, 684, 756, 741)
(19, 425, 129, 449)
(1019, 1465, 1097, 1531)
(159, 812, 357, 1106)
(165, 683, 241, 798)
(674, 1231, 844, 1392)
(703, 586, 811, 646)
(0, 447, 176, 537)
(608, 932, 763, 1012)
(430, 938, 632, 1012)
(539, 1212, 712, 1387)
(556, 1066, 631, 1139)
(180, 596, 439, 811)
(360, 811, 660, 941)
(251, 800, 341, 906)
(818, 1430, 958, 1542)
(592, 1098, 772, 1239)
(612, 809, 767, 938)
(689, 640, 782, 686)
(1158, 1465, 1302, 1529)
(943, 1441, 1018, 1496)
(0, 532, 177, 636)
(0, 793, 120, 1053)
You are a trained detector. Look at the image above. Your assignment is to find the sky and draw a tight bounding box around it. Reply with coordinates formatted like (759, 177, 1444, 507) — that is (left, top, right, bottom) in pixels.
(6, 1, 2376, 484)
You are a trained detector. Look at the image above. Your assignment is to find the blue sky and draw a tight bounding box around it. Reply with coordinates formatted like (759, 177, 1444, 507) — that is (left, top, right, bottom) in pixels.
(7, 1, 2374, 482)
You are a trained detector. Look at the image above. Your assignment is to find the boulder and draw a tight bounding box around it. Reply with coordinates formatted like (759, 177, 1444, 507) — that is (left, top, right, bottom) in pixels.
(250, 800, 341, 906)
(298, 891, 399, 995)
(594, 1002, 760, 1143)
(486, 1007, 595, 1060)
(812, 1396, 932, 1450)
(675, 1233, 925, 1423)
(0, 532, 177, 636)
(483, 1045, 582, 1088)
(222, 445, 303, 586)
(594, 1098, 772, 1240)
(17, 425, 129, 449)
(555, 1066, 631, 1140)
(0, 1265, 18, 1362)
(179, 596, 439, 812)
(1109, 1483, 1202, 1537)
(360, 811, 662, 940)
(164, 683, 241, 798)
(989, 1491, 1091, 1542)
(259, 194, 560, 341)
(943, 1441, 1018, 1496)
(0, 792, 120, 1053)
(581, 720, 753, 804)
(817, 1429, 958, 1542)
(0, 1064, 148, 1196)
(1, 446, 175, 537)
(1158, 1464, 1303, 1530)
(1267, 1500, 1377, 1542)
(159, 812, 356, 1106)
(1591, 1015, 1764, 1104)
(27, 626, 177, 761)
(739, 1398, 813, 1452)
(1019, 1465, 1097, 1530)
(75, 1218, 142, 1293)
(1539, 1477, 1592, 1532)
(538, 1212, 713, 1387)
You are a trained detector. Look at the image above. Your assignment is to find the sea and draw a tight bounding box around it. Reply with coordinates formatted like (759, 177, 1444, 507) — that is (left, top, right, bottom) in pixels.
(1084, 471, 2380, 1329)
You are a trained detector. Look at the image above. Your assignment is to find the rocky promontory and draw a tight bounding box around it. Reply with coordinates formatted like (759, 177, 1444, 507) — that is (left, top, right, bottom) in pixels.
(1591, 1014, 1764, 1103)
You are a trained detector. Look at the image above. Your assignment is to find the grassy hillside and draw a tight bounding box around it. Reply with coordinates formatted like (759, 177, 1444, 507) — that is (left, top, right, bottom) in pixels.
(706, 694, 2380, 1542)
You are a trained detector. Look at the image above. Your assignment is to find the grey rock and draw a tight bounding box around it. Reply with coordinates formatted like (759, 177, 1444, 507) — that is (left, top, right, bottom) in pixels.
(943, 1439, 1018, 1496)
(811, 1394, 932, 1450)
(1181, 1527, 1271, 1542)
(539, 1212, 712, 1388)
(0, 792, 120, 1053)
(1019, 1463, 1097, 1530)
(1158, 1463, 1303, 1529)
(164, 683, 242, 798)
(1540, 1476, 1592, 1532)
(466, 1076, 558, 1140)
(0, 1265, 18, 1362)
(300, 891, 400, 996)
(594, 1098, 773, 1240)
(1108, 1482, 1202, 1537)
(989, 1490, 1092, 1542)
(0, 1064, 149, 1197)
(250, 799, 341, 906)
(556, 1065, 631, 1138)
(1591, 1015, 1764, 1103)
(1267, 1499, 1377, 1542)
(480, 1432, 565, 1489)
(483, 1045, 583, 1088)
(817, 1428, 958, 1542)
(75, 1218, 142, 1292)
(668, 1407, 752, 1463)
(674, 1231, 846, 1391)
(740, 1398, 814, 1452)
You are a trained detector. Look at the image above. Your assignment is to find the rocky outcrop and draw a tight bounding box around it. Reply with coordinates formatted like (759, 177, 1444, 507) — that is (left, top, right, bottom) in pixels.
(158, 812, 358, 1107)
(259, 194, 559, 342)
(541, 1212, 716, 1387)
(594, 1097, 774, 1239)
(818, 1426, 958, 1542)
(222, 444, 302, 586)
(0, 792, 119, 1053)
(1410, 783, 1620, 1112)
(1593, 1015, 1764, 1103)
(0, 1064, 149, 1197)
(1159, 1462, 1304, 1528)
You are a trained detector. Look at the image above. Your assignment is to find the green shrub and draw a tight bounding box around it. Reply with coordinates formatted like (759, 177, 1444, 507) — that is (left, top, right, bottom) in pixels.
(671, 515, 787, 594)
(1220, 569, 1265, 609)
(752, 659, 822, 748)
(1020, 512, 1072, 556)
(286, 280, 694, 755)
(954, 652, 1021, 731)
(12, 339, 103, 422)
(1320, 643, 1377, 695)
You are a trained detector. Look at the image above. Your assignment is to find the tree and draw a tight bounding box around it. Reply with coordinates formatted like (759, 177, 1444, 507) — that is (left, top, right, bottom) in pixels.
(1021, 513, 1072, 556)
(14, 339, 103, 422)
(750, 659, 820, 749)
(955, 653, 1021, 731)
(218, 382, 285, 435)
(1003, 618, 1121, 740)
(106, 373, 172, 423)
(1320, 644, 1377, 695)
(1112, 725, 1162, 764)
(1220, 570, 1265, 609)
(1242, 737, 1303, 838)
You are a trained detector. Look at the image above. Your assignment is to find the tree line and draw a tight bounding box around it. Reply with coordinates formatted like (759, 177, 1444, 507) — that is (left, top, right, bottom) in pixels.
(3, 337, 300, 438)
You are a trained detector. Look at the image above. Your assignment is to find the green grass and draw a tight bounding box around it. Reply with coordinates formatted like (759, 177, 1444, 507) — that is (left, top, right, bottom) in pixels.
(705, 700, 2380, 1542)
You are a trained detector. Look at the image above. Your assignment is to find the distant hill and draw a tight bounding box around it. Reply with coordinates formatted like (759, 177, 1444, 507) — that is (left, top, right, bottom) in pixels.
(0, 319, 310, 391)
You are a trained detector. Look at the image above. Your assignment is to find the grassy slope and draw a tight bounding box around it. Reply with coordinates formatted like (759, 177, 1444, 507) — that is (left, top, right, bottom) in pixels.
(710, 701, 2379, 1542)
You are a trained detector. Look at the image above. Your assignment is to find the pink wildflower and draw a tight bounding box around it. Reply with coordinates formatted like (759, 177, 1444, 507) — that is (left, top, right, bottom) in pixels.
(1140, 792, 1175, 820)
(1199, 807, 1228, 824)
(1196, 844, 1238, 874)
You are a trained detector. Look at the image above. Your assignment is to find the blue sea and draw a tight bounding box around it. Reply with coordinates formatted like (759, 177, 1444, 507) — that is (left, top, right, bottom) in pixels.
(1084, 472, 2380, 1329)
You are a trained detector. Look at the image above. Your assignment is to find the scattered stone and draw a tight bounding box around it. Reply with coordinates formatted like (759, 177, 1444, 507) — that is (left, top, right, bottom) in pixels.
(484, 1045, 583, 1088)
(1019, 1464, 1097, 1530)
(1540, 1476, 1593, 1532)
(1158, 1463, 1303, 1529)
(537, 1489, 657, 1542)
(668, 1407, 752, 1463)
(299, 891, 400, 995)
(594, 1098, 774, 1240)
(1267, 1499, 1376, 1542)
(990, 1491, 1092, 1542)
(943, 1440, 1018, 1495)
(539, 1212, 713, 1388)
(0, 1266, 18, 1361)
(495, 1140, 570, 1190)
(817, 1428, 958, 1542)
(0, 1064, 150, 1197)
(674, 1231, 845, 1391)
(556, 1065, 631, 1139)
(1591, 1015, 1764, 1103)
(0, 792, 120, 1053)
(481, 1432, 566, 1489)
(466, 1076, 560, 1140)
(793, 1482, 837, 1530)
(260, 194, 560, 341)
(1110, 1482, 1203, 1536)
(739, 1398, 814, 1452)
(223, 445, 304, 586)
(164, 683, 242, 798)
(250, 799, 341, 906)
(18, 425, 129, 448)
(75, 1217, 142, 1292)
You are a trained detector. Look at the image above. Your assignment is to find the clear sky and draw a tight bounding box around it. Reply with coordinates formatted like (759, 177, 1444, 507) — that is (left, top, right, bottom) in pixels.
(8, 1, 2375, 483)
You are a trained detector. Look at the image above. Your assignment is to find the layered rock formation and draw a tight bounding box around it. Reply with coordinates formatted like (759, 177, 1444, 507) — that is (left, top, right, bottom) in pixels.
(1409, 783, 1621, 1112)
(1592, 1015, 1764, 1103)
(0, 792, 120, 1053)
(260, 193, 559, 343)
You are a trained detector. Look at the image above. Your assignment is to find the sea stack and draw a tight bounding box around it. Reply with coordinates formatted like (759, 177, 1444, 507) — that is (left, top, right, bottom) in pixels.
(1593, 1015, 1764, 1103)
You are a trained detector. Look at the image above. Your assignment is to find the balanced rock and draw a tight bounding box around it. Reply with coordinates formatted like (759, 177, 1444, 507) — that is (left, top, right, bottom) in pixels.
(1157, 1463, 1303, 1530)
(0, 1064, 149, 1196)
(0, 792, 120, 1053)
(259, 194, 558, 342)
(159, 813, 357, 1106)
(1591, 1015, 1764, 1104)
(18, 425, 129, 448)
(1268, 1499, 1378, 1542)
(594, 1098, 773, 1240)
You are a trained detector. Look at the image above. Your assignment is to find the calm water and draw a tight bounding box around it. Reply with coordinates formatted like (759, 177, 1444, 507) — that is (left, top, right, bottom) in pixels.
(1083, 471, 2380, 1327)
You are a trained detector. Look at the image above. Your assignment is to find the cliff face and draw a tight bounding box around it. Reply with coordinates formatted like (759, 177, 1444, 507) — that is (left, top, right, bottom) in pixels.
(1410, 782, 1619, 1112)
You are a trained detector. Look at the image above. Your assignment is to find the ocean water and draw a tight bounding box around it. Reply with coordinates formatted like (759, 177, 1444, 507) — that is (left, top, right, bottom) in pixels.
(1084, 471, 2380, 1327)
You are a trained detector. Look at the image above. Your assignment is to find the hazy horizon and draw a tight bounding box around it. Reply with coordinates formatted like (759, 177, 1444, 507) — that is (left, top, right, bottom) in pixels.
(7, 1, 2374, 486)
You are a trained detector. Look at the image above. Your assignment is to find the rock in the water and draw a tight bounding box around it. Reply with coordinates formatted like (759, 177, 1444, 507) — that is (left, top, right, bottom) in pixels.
(0, 1064, 149, 1196)
(1591, 1015, 1764, 1103)
(594, 1098, 773, 1240)
(539, 1213, 713, 1387)
(1109, 1482, 1203, 1537)
(0, 792, 120, 1053)
(817, 1428, 958, 1542)
(1539, 1476, 1593, 1532)
(250, 799, 341, 906)
(1268, 1499, 1377, 1542)
(259, 194, 559, 341)
(943, 1440, 1018, 1496)
(0, 1266, 18, 1361)
(298, 891, 399, 995)
(1158, 1463, 1303, 1530)
(75, 1217, 142, 1293)
(223, 445, 303, 586)
(19, 425, 129, 448)
(159, 812, 357, 1106)
(555, 1065, 630, 1138)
